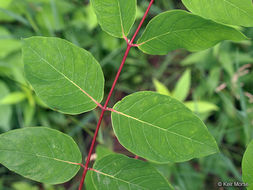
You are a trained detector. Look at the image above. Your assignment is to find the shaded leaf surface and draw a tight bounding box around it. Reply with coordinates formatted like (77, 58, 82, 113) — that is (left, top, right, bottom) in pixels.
(23, 37, 104, 115)
(182, 0, 253, 27)
(242, 140, 253, 188)
(91, 0, 137, 38)
(137, 10, 247, 55)
(0, 127, 82, 184)
(92, 154, 173, 190)
(111, 91, 219, 163)
(0, 27, 21, 59)
(0, 81, 12, 131)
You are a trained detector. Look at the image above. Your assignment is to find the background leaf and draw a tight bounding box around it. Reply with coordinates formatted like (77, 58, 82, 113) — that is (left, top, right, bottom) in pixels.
(182, 0, 253, 27)
(0, 0, 12, 8)
(111, 91, 219, 163)
(90, 0, 137, 38)
(137, 10, 247, 55)
(0, 91, 26, 105)
(153, 78, 171, 96)
(172, 69, 191, 101)
(23, 37, 104, 115)
(0, 127, 82, 184)
(242, 140, 253, 188)
(184, 101, 219, 114)
(0, 26, 21, 59)
(91, 154, 173, 190)
(0, 81, 12, 131)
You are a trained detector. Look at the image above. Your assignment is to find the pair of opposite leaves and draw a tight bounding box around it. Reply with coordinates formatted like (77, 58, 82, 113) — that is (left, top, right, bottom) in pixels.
(0, 0, 252, 188)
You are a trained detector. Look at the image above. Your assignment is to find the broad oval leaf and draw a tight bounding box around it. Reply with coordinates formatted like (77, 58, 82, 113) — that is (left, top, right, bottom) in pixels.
(111, 91, 219, 163)
(182, 0, 253, 27)
(0, 127, 82, 184)
(90, 0, 137, 38)
(91, 154, 173, 190)
(137, 10, 247, 55)
(23, 37, 104, 115)
(242, 140, 253, 188)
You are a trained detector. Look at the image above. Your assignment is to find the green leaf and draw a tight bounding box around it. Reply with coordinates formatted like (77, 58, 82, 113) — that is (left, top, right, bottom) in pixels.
(35, 0, 74, 33)
(184, 101, 219, 114)
(91, 154, 173, 190)
(180, 49, 211, 66)
(90, 0, 137, 38)
(23, 37, 104, 115)
(0, 27, 21, 59)
(12, 182, 39, 190)
(0, 92, 26, 105)
(182, 0, 253, 27)
(0, 0, 12, 8)
(153, 78, 171, 96)
(0, 81, 12, 131)
(85, 145, 114, 190)
(96, 145, 114, 160)
(111, 91, 219, 163)
(85, 172, 96, 190)
(137, 10, 247, 55)
(0, 127, 82, 184)
(242, 140, 253, 188)
(172, 69, 191, 101)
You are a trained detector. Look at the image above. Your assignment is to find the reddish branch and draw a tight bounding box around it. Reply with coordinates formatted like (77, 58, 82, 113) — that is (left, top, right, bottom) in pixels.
(78, 1, 154, 189)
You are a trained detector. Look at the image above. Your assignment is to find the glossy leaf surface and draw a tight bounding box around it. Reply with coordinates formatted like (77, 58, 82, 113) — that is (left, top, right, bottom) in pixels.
(182, 0, 253, 27)
(242, 140, 253, 188)
(0, 127, 82, 184)
(91, 154, 173, 190)
(23, 37, 104, 115)
(137, 10, 247, 55)
(90, 0, 137, 38)
(111, 91, 219, 163)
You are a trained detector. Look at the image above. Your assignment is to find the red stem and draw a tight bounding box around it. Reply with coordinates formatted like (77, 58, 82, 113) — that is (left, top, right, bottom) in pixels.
(130, 0, 154, 44)
(78, 1, 154, 189)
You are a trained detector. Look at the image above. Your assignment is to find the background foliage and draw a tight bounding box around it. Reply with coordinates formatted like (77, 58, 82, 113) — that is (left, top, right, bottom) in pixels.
(0, 0, 252, 189)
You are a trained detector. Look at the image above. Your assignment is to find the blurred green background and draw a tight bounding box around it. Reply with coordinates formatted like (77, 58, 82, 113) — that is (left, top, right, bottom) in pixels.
(0, 0, 252, 189)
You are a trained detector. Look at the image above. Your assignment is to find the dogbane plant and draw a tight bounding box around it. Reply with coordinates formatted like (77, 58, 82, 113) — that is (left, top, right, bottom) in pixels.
(0, 0, 252, 189)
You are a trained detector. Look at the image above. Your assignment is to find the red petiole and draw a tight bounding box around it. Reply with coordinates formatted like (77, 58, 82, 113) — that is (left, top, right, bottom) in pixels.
(78, 1, 154, 189)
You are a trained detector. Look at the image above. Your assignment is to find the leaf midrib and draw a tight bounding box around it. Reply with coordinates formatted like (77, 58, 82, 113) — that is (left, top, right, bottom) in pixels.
(116, 0, 125, 36)
(0, 149, 78, 166)
(92, 169, 149, 190)
(27, 46, 98, 106)
(112, 109, 206, 146)
(139, 28, 202, 46)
